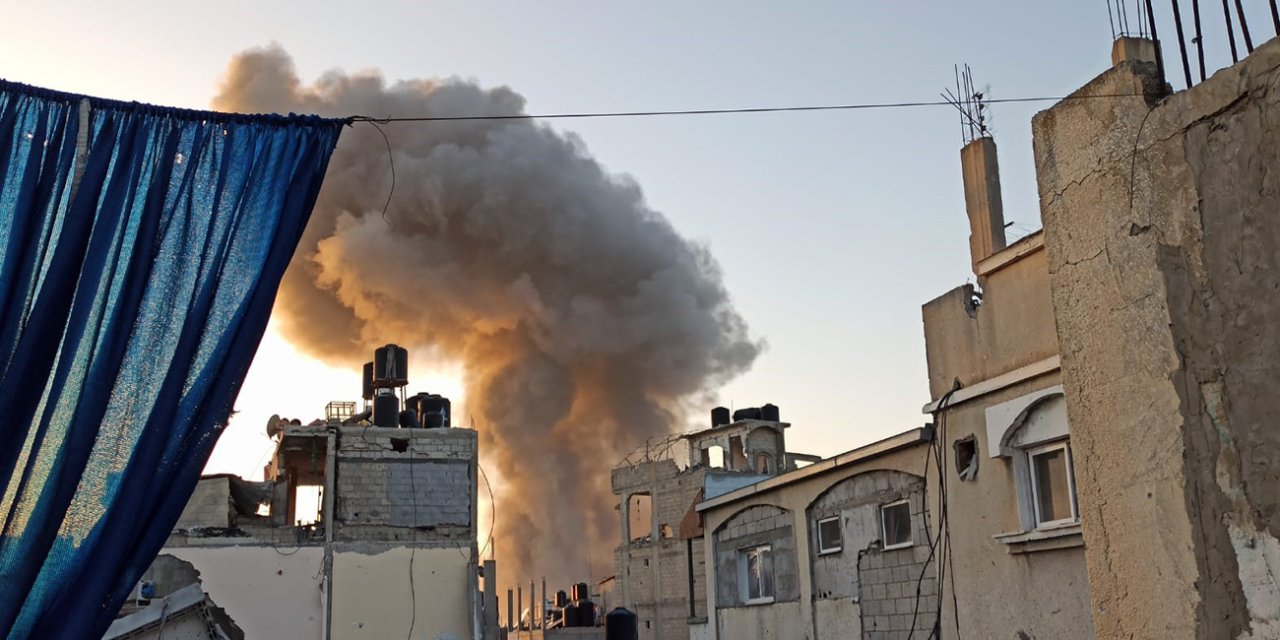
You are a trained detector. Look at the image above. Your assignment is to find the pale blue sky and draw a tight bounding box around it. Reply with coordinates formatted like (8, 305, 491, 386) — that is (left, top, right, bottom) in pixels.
(3, 1, 1247, 474)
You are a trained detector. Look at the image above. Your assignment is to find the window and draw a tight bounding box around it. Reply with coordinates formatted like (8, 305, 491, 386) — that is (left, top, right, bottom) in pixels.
(880, 500, 912, 550)
(755, 452, 772, 474)
(816, 516, 842, 555)
(1028, 441, 1079, 527)
(738, 544, 774, 604)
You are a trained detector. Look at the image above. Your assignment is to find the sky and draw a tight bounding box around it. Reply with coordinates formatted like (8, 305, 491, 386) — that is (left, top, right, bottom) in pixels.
(1, 1, 1256, 479)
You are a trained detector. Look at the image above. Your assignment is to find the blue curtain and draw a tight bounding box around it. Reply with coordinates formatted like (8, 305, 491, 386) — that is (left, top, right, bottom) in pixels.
(0, 80, 345, 639)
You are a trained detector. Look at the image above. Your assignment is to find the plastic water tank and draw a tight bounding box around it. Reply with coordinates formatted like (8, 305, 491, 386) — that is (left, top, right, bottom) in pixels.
(373, 344, 408, 387)
(373, 393, 399, 428)
(761, 403, 780, 421)
(362, 362, 374, 400)
(732, 407, 762, 422)
(605, 607, 638, 640)
(711, 406, 731, 427)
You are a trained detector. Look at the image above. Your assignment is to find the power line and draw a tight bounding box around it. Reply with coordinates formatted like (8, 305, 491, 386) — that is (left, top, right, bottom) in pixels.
(349, 94, 1143, 124)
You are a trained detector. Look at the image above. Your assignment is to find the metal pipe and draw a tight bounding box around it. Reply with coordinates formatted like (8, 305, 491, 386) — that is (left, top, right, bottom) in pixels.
(1233, 0, 1254, 51)
(322, 430, 337, 640)
(1270, 0, 1280, 36)
(517, 585, 523, 633)
(540, 578, 547, 630)
(1145, 0, 1168, 85)
(1222, 0, 1240, 62)
(1193, 0, 1207, 82)
(1171, 0, 1195, 88)
(507, 588, 514, 632)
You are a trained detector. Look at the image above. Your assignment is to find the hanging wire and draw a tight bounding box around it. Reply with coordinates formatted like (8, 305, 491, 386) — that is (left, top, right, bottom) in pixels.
(349, 93, 1143, 125)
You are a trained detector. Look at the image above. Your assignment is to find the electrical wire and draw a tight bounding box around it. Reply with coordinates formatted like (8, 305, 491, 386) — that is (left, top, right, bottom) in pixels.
(478, 461, 496, 559)
(348, 94, 1142, 125)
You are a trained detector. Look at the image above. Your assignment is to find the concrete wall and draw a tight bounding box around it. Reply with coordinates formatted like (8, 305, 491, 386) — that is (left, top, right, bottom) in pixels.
(921, 222, 1094, 636)
(717, 601, 801, 640)
(1036, 38, 1280, 639)
(174, 476, 232, 530)
(805, 471, 933, 640)
(922, 241, 1060, 399)
(700, 441, 927, 640)
(331, 547, 473, 640)
(612, 459, 709, 640)
(162, 546, 325, 640)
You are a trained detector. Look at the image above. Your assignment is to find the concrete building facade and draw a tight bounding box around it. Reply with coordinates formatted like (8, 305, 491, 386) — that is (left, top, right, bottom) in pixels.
(696, 429, 934, 640)
(612, 411, 793, 640)
(150, 422, 481, 640)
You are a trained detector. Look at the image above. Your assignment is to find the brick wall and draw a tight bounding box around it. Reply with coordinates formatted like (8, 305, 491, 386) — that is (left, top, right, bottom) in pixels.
(335, 427, 476, 545)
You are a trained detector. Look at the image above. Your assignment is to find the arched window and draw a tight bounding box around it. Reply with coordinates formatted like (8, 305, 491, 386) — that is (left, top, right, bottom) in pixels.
(987, 386, 1079, 531)
(755, 452, 772, 474)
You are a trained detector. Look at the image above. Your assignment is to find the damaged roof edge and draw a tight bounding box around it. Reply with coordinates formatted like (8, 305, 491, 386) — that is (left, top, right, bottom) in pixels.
(695, 426, 933, 513)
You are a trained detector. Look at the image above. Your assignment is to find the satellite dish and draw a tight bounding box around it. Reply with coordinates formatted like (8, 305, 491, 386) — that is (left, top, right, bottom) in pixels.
(266, 414, 284, 439)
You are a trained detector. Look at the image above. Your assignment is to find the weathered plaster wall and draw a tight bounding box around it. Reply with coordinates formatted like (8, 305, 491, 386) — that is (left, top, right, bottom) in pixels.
(1036, 38, 1280, 639)
(922, 237, 1094, 638)
(716, 600, 801, 640)
(332, 546, 472, 640)
(162, 546, 325, 640)
(922, 241, 1059, 399)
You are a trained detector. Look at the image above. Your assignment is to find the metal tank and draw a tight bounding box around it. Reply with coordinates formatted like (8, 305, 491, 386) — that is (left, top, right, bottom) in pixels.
(373, 344, 408, 387)
(711, 406, 731, 427)
(372, 392, 399, 428)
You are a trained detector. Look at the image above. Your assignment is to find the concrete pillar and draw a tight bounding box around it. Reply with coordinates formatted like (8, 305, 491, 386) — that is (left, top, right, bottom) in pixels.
(960, 136, 1006, 272)
(1035, 38, 1280, 639)
(483, 560, 498, 640)
(1111, 36, 1157, 66)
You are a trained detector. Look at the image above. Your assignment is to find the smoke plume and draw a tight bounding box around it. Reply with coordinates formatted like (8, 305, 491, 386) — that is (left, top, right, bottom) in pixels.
(214, 45, 760, 586)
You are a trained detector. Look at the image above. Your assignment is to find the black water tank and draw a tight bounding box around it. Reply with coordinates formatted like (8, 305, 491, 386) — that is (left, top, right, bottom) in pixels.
(761, 403, 780, 422)
(399, 409, 421, 429)
(554, 590, 568, 608)
(711, 406, 730, 427)
(563, 603, 581, 627)
(732, 407, 762, 422)
(421, 394, 451, 429)
(362, 362, 374, 400)
(605, 608, 638, 640)
(373, 393, 399, 428)
(577, 601, 596, 627)
(572, 582, 589, 602)
(373, 344, 408, 387)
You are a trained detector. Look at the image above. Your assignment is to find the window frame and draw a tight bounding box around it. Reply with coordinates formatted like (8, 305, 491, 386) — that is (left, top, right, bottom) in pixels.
(738, 544, 775, 605)
(879, 500, 913, 550)
(1027, 440, 1080, 529)
(815, 515, 842, 555)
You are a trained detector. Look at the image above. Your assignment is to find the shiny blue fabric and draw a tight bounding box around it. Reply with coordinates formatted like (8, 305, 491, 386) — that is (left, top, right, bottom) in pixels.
(0, 80, 345, 639)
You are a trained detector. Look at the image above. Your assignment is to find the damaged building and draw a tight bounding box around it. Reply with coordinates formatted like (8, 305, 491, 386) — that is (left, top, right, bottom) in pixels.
(117, 345, 482, 640)
(612, 405, 819, 640)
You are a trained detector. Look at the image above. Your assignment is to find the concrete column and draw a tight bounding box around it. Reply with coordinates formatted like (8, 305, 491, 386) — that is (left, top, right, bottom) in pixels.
(960, 136, 1006, 271)
(1111, 36, 1157, 66)
(1035, 39, 1280, 639)
(483, 560, 498, 640)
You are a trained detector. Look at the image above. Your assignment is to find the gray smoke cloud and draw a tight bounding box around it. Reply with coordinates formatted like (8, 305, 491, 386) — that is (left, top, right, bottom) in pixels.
(214, 44, 760, 587)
